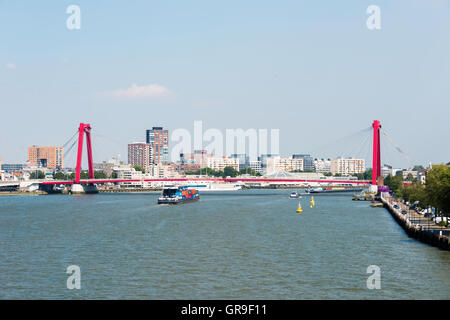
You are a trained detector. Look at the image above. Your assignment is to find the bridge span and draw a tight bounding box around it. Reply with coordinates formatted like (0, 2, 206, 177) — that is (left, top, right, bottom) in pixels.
(40, 178, 371, 186)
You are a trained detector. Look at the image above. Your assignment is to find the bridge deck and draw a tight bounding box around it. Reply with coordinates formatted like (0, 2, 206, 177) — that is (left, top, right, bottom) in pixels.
(40, 178, 371, 185)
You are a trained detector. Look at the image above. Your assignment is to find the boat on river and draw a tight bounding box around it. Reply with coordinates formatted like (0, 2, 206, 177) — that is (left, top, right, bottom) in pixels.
(158, 186, 199, 204)
(305, 187, 364, 194)
(289, 191, 300, 198)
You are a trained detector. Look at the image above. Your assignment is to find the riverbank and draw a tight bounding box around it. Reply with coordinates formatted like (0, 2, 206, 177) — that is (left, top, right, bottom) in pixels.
(381, 194, 450, 251)
(0, 191, 47, 196)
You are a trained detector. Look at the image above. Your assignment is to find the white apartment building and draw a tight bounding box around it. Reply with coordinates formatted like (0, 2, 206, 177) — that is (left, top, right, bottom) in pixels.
(249, 160, 262, 174)
(206, 156, 239, 172)
(114, 165, 152, 188)
(330, 157, 365, 175)
(265, 157, 303, 174)
(402, 170, 418, 181)
(152, 163, 180, 178)
(313, 159, 331, 173)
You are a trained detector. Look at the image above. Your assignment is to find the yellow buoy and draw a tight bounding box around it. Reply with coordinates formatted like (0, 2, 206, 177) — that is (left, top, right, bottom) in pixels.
(310, 196, 315, 208)
(297, 201, 303, 213)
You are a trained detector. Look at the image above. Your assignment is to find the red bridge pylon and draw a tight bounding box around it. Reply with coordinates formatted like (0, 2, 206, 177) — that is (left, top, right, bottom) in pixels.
(74, 123, 94, 184)
(372, 120, 381, 185)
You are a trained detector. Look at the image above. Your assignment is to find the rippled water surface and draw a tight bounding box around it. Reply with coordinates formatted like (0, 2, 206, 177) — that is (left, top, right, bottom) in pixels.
(0, 190, 449, 299)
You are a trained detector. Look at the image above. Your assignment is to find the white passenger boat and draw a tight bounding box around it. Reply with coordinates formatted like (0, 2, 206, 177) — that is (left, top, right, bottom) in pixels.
(186, 183, 242, 192)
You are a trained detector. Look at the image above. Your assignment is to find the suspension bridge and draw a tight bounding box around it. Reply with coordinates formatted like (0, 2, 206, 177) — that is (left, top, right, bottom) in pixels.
(20, 119, 405, 194)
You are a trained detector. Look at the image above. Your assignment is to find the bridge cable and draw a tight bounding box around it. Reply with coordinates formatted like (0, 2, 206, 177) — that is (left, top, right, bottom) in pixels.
(62, 131, 78, 149)
(380, 129, 412, 168)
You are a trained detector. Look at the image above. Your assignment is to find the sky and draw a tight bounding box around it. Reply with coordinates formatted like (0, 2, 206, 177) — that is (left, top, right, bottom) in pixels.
(0, 0, 449, 169)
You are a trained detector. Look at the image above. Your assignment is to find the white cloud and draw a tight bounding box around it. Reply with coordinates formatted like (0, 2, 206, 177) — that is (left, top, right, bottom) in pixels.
(102, 83, 171, 99)
(5, 63, 16, 69)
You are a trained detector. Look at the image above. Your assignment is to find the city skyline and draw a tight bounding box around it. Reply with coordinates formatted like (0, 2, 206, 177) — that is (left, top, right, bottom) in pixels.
(1, 1, 449, 167)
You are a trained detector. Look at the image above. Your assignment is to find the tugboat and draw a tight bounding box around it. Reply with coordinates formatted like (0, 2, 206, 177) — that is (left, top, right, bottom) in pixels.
(158, 186, 200, 204)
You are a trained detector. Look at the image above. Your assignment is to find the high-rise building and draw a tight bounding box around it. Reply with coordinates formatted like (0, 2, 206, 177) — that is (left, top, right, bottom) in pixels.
(146, 127, 169, 164)
(27, 146, 64, 169)
(128, 142, 153, 171)
(330, 157, 365, 175)
(292, 154, 314, 171)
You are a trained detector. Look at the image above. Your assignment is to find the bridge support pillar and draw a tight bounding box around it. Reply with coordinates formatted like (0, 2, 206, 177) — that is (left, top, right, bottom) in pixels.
(71, 184, 99, 194)
(371, 120, 382, 192)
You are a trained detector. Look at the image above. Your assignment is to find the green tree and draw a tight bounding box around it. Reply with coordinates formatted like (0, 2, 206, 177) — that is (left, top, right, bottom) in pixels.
(110, 172, 118, 179)
(53, 172, 67, 180)
(94, 171, 107, 179)
(363, 168, 373, 180)
(133, 165, 145, 173)
(30, 171, 45, 179)
(412, 165, 425, 173)
(238, 168, 261, 176)
(406, 173, 414, 182)
(425, 164, 450, 216)
(223, 166, 238, 178)
(384, 174, 403, 195)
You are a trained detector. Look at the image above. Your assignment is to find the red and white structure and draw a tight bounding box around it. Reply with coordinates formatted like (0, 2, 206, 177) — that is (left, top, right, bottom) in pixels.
(75, 123, 94, 184)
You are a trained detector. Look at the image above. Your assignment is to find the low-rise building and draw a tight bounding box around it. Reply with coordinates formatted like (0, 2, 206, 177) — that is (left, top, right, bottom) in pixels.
(207, 156, 239, 172)
(313, 159, 331, 173)
(330, 157, 365, 175)
(265, 156, 304, 174)
(249, 160, 262, 174)
(403, 170, 418, 181)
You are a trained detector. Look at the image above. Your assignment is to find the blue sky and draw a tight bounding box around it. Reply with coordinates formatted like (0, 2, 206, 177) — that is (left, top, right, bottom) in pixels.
(0, 0, 449, 168)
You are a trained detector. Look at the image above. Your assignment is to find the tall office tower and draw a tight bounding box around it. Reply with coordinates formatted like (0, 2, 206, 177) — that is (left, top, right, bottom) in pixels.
(27, 146, 64, 169)
(146, 127, 169, 164)
(128, 142, 153, 170)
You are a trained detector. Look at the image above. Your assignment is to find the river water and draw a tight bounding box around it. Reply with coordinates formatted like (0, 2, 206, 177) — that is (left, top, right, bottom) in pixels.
(0, 190, 449, 299)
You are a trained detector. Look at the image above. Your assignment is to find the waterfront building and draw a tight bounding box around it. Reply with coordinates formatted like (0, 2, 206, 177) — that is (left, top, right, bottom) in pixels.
(206, 156, 239, 172)
(113, 165, 151, 188)
(27, 146, 63, 170)
(146, 127, 169, 164)
(128, 142, 153, 171)
(258, 154, 280, 170)
(402, 170, 418, 181)
(249, 160, 262, 174)
(94, 157, 125, 177)
(180, 150, 210, 168)
(1, 163, 25, 173)
(152, 163, 180, 178)
(330, 157, 365, 175)
(381, 164, 392, 178)
(230, 154, 250, 169)
(292, 154, 314, 171)
(313, 158, 331, 173)
(265, 156, 304, 174)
